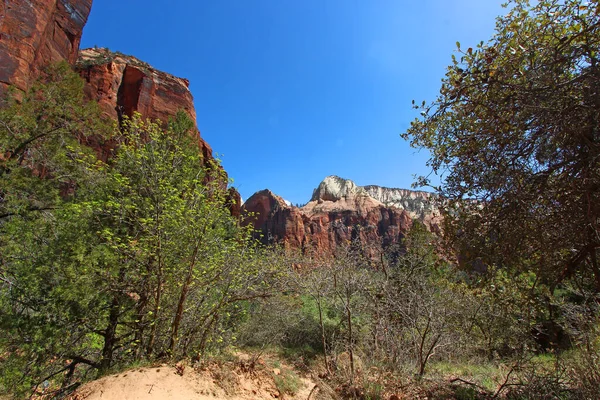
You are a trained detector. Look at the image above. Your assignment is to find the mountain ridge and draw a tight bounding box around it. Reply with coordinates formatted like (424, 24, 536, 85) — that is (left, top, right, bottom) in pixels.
(242, 176, 440, 257)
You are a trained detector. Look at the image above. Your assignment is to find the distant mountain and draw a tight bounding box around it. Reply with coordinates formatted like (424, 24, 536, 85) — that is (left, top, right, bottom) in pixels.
(311, 175, 437, 220)
(242, 176, 440, 257)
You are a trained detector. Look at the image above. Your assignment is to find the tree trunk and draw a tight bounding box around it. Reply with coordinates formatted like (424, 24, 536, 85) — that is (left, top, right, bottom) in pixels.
(100, 296, 120, 373)
(134, 290, 148, 361)
(99, 266, 127, 372)
(146, 281, 161, 357)
(147, 201, 164, 357)
(345, 286, 354, 384)
(316, 296, 331, 375)
(588, 248, 600, 293)
(146, 259, 163, 357)
(416, 315, 431, 377)
(168, 243, 200, 354)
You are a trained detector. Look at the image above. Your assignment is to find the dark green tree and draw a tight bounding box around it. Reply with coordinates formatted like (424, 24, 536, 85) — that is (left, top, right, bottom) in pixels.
(0, 63, 111, 396)
(403, 0, 600, 289)
(0, 61, 109, 220)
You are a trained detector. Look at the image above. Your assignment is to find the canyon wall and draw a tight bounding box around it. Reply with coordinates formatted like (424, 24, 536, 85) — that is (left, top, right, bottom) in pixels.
(0, 0, 92, 99)
(0, 1, 239, 215)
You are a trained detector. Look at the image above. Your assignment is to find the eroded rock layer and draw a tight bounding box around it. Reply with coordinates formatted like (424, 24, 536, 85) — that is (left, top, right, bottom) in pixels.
(77, 49, 195, 124)
(0, 0, 92, 99)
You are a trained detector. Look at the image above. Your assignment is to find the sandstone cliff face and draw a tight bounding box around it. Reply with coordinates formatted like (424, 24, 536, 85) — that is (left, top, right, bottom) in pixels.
(0, 0, 92, 99)
(76, 49, 196, 125)
(76, 48, 213, 161)
(242, 176, 420, 257)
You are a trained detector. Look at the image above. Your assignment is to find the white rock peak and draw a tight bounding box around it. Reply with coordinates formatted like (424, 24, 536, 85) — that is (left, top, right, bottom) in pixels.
(310, 175, 369, 202)
(309, 175, 436, 220)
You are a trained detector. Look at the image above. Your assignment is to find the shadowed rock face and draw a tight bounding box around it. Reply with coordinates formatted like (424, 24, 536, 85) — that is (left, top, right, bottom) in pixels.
(242, 176, 436, 257)
(76, 48, 198, 126)
(0, 0, 92, 100)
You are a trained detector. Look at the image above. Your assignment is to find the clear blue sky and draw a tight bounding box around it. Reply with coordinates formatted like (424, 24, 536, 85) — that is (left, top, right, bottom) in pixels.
(81, 1, 506, 205)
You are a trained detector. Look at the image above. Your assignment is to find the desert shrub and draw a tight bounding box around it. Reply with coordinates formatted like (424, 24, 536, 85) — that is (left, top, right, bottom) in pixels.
(237, 295, 322, 352)
(567, 349, 600, 399)
(273, 369, 302, 396)
(564, 321, 600, 399)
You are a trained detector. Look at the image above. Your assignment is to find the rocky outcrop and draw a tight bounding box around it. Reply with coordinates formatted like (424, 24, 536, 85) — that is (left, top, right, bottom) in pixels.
(226, 187, 242, 218)
(0, 0, 92, 100)
(242, 176, 427, 257)
(76, 48, 213, 160)
(76, 49, 195, 125)
(311, 176, 370, 203)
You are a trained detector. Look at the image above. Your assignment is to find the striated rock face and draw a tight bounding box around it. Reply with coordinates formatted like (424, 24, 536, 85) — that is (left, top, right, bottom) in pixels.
(0, 0, 92, 99)
(363, 185, 435, 220)
(242, 176, 422, 257)
(76, 49, 196, 125)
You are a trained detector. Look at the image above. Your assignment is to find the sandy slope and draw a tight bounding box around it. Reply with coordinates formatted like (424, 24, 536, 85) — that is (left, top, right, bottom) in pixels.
(68, 364, 318, 400)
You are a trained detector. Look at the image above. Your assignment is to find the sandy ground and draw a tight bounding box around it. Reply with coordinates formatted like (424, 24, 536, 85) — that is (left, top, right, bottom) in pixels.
(68, 364, 319, 400)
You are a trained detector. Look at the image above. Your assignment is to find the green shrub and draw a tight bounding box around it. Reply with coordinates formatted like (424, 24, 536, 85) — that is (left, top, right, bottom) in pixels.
(273, 369, 302, 396)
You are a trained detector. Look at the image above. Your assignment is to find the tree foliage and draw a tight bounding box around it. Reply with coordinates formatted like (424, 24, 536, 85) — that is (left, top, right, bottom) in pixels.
(0, 70, 278, 396)
(0, 63, 112, 395)
(403, 0, 600, 289)
(0, 62, 110, 220)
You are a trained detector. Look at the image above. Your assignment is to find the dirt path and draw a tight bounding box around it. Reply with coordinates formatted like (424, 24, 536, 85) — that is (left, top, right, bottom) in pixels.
(69, 364, 319, 400)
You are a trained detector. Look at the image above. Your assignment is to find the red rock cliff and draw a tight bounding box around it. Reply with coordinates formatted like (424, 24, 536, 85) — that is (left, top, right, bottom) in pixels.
(76, 48, 214, 162)
(0, 0, 92, 99)
(242, 176, 419, 257)
(0, 1, 239, 215)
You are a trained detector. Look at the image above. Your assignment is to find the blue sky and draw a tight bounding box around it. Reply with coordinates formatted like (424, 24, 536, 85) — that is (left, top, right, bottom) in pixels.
(81, 1, 506, 205)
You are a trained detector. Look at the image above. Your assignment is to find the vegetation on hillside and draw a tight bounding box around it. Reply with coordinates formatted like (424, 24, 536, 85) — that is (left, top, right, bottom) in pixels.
(0, 64, 282, 397)
(1, 0, 599, 399)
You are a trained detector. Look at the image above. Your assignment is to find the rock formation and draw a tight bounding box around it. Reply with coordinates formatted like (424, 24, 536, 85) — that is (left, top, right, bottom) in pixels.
(0, 0, 92, 99)
(242, 176, 439, 257)
(363, 185, 435, 220)
(75, 48, 214, 162)
(76, 49, 194, 126)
